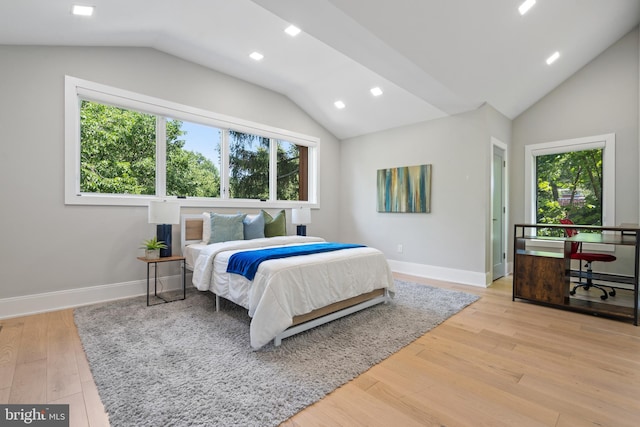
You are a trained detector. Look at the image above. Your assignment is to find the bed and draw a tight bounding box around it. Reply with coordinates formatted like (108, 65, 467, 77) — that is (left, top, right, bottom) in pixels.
(180, 213, 395, 349)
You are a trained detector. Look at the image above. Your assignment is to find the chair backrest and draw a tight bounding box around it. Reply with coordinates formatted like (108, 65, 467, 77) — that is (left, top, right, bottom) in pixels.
(560, 218, 580, 254)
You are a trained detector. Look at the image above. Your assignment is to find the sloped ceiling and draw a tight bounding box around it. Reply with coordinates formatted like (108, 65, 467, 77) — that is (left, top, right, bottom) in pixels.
(1, 0, 638, 139)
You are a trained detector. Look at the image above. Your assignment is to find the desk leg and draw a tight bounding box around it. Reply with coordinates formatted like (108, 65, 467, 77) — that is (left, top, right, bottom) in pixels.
(635, 234, 639, 326)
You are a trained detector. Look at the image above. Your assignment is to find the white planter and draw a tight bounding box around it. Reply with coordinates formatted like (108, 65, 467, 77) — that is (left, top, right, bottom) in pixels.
(145, 249, 160, 260)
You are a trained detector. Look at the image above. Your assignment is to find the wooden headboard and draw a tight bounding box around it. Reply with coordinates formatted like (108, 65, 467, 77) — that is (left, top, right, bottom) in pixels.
(180, 214, 204, 254)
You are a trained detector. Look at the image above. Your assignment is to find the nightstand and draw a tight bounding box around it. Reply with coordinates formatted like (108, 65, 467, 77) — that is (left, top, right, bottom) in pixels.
(137, 255, 186, 306)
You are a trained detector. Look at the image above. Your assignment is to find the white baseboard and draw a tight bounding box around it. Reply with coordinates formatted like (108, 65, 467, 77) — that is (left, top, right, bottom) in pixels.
(1, 260, 494, 320)
(388, 260, 489, 288)
(0, 273, 188, 320)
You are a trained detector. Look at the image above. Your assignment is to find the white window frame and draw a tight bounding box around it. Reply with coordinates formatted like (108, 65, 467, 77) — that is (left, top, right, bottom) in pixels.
(64, 76, 319, 208)
(524, 133, 615, 250)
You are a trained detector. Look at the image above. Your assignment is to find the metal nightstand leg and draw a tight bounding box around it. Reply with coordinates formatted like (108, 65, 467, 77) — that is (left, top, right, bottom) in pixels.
(144, 258, 186, 306)
(182, 259, 186, 301)
(146, 262, 151, 306)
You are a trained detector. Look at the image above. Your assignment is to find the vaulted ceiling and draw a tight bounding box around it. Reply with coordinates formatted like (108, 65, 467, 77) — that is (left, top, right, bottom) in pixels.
(1, 0, 639, 139)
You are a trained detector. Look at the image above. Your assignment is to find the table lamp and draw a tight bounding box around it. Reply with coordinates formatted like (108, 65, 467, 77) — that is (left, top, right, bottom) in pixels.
(291, 207, 311, 236)
(148, 200, 180, 257)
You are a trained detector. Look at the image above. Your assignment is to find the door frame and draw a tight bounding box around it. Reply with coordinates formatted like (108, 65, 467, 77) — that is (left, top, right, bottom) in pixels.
(491, 137, 509, 280)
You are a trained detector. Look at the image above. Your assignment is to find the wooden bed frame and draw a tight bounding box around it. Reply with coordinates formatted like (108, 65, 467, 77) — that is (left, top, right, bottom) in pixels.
(180, 214, 390, 346)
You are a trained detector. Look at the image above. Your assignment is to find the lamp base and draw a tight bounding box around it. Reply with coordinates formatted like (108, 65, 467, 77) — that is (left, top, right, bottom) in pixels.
(157, 224, 172, 257)
(296, 225, 307, 236)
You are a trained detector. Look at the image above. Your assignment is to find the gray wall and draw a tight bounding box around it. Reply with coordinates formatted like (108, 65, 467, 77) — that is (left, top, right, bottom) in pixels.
(338, 104, 511, 286)
(0, 46, 340, 303)
(511, 27, 639, 271)
(337, 27, 639, 286)
(1, 25, 637, 314)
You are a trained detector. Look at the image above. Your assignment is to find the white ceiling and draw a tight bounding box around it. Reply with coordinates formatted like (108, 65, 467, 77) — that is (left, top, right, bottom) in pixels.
(1, 0, 639, 139)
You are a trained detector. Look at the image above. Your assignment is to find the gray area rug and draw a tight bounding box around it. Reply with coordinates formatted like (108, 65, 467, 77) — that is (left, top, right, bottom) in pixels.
(74, 280, 479, 426)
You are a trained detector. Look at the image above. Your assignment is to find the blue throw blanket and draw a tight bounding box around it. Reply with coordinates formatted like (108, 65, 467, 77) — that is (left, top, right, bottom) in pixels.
(227, 243, 365, 280)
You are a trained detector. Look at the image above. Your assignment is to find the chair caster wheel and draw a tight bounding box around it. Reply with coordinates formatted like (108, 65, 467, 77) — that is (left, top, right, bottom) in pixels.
(570, 290, 576, 296)
(609, 290, 616, 297)
(600, 295, 608, 300)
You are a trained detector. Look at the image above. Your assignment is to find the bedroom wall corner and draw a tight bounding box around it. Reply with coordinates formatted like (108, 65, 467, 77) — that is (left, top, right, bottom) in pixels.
(481, 104, 513, 279)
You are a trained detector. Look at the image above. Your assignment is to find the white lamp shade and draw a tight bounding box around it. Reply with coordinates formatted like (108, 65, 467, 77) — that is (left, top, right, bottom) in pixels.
(148, 200, 180, 224)
(291, 207, 311, 225)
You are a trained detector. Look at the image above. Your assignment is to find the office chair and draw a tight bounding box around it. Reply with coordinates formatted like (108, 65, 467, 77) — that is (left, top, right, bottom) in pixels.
(560, 218, 617, 300)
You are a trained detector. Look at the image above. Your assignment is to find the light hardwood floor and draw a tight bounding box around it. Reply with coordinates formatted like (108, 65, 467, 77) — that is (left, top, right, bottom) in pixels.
(1, 274, 639, 426)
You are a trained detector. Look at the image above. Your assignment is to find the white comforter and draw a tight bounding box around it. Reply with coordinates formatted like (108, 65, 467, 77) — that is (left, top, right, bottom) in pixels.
(191, 236, 395, 348)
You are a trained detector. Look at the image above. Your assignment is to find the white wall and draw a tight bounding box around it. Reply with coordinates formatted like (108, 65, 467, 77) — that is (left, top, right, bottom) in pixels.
(339, 104, 511, 286)
(0, 46, 341, 313)
(4, 26, 635, 317)
(511, 27, 639, 271)
(337, 26, 638, 288)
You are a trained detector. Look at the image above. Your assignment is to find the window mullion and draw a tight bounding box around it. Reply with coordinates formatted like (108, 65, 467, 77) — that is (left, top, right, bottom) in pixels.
(221, 130, 229, 199)
(269, 138, 277, 201)
(156, 116, 167, 197)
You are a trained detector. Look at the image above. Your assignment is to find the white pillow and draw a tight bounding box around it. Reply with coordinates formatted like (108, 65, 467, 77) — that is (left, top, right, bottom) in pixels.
(202, 212, 211, 244)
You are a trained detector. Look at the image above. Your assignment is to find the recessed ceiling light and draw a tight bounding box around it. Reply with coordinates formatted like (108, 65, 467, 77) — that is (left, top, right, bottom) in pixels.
(546, 51, 560, 65)
(72, 4, 94, 16)
(370, 87, 383, 97)
(249, 52, 264, 61)
(518, 0, 536, 15)
(285, 25, 301, 37)
(334, 100, 346, 109)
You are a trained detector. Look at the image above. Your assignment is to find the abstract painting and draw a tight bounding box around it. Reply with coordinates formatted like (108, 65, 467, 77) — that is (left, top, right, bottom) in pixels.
(377, 164, 432, 213)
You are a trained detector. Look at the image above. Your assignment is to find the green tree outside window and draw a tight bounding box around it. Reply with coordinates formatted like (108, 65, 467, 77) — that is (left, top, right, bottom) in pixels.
(80, 101, 304, 201)
(536, 148, 603, 236)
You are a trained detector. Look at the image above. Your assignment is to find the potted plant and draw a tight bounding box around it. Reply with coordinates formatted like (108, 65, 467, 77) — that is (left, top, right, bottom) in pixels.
(140, 236, 168, 260)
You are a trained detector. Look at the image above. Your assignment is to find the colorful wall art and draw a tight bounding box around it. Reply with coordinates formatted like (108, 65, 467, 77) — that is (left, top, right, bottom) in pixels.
(377, 164, 432, 213)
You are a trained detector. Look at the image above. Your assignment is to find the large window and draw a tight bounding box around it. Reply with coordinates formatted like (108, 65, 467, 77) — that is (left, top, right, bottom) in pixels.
(228, 131, 270, 200)
(524, 134, 615, 236)
(65, 76, 318, 207)
(277, 140, 308, 202)
(536, 148, 603, 235)
(79, 101, 157, 195)
(166, 119, 221, 198)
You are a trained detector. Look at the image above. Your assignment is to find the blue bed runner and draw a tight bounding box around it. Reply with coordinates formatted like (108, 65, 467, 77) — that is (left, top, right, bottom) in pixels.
(227, 242, 365, 280)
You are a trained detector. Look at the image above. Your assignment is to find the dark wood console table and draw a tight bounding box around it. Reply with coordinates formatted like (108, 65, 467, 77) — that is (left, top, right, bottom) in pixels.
(513, 224, 639, 325)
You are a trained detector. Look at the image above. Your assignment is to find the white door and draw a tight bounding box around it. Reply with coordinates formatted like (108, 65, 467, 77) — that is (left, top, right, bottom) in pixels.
(492, 146, 506, 280)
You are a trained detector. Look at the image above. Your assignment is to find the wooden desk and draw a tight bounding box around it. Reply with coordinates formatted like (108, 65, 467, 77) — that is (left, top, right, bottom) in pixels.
(513, 224, 640, 325)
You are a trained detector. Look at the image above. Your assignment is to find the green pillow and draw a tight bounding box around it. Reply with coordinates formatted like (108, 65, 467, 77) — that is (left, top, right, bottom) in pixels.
(262, 209, 286, 237)
(209, 213, 247, 243)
